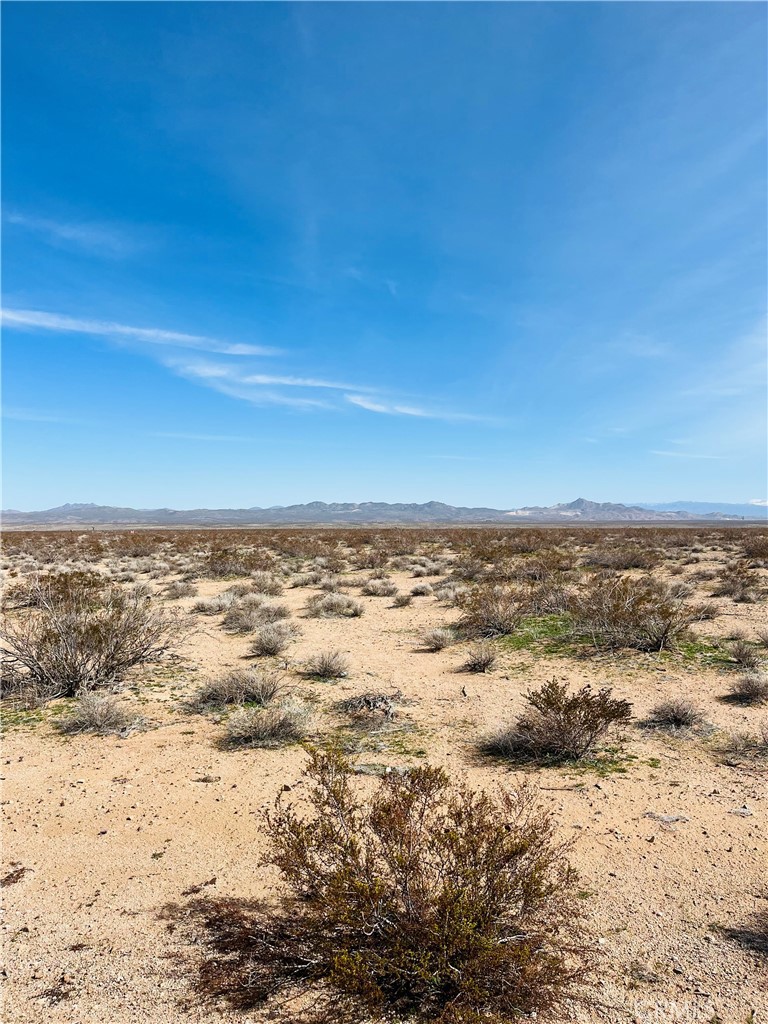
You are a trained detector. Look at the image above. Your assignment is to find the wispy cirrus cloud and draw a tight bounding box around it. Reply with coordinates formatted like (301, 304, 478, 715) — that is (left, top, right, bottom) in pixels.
(2, 406, 77, 423)
(650, 450, 726, 460)
(1, 308, 277, 356)
(5, 210, 147, 258)
(345, 394, 496, 423)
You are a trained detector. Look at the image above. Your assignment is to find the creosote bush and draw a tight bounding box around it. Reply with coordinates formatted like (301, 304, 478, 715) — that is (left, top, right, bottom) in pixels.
(0, 572, 187, 700)
(567, 573, 708, 652)
(483, 680, 632, 763)
(184, 747, 594, 1022)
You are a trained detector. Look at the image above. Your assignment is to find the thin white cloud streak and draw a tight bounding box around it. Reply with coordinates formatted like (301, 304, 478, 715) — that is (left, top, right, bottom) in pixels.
(1, 308, 277, 357)
(5, 210, 144, 257)
(345, 393, 496, 423)
(749, 499, 768, 506)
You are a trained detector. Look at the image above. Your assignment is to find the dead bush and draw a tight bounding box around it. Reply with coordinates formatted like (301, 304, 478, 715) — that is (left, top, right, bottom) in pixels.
(393, 593, 412, 607)
(567, 573, 707, 651)
(645, 698, 703, 730)
(729, 639, 763, 671)
(189, 670, 283, 712)
(181, 747, 594, 1021)
(223, 599, 291, 634)
(420, 628, 455, 652)
(483, 680, 632, 763)
(583, 547, 660, 571)
(249, 623, 298, 658)
(56, 693, 137, 735)
(224, 701, 309, 747)
(304, 650, 350, 680)
(305, 594, 363, 618)
(410, 583, 434, 597)
(457, 584, 524, 638)
(0, 574, 187, 699)
(727, 673, 768, 706)
(250, 571, 284, 596)
(361, 577, 398, 597)
(164, 581, 198, 599)
(193, 593, 237, 615)
(712, 562, 763, 603)
(461, 641, 497, 673)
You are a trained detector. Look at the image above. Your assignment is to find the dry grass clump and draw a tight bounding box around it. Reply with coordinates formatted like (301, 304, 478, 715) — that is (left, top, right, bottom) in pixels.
(164, 580, 198, 599)
(224, 701, 309, 748)
(420, 628, 455, 652)
(645, 698, 704, 730)
(566, 573, 708, 652)
(727, 673, 768, 706)
(222, 598, 291, 634)
(249, 571, 284, 596)
(410, 582, 434, 597)
(303, 650, 350, 680)
(361, 577, 398, 597)
(756, 627, 768, 648)
(183, 747, 594, 1021)
(483, 680, 632, 764)
(249, 623, 298, 657)
(457, 584, 523, 638)
(189, 669, 283, 712)
(305, 593, 363, 618)
(461, 641, 497, 673)
(712, 562, 763, 603)
(717, 722, 768, 763)
(0, 572, 187, 700)
(393, 592, 413, 607)
(193, 593, 237, 615)
(728, 639, 763, 671)
(56, 692, 138, 736)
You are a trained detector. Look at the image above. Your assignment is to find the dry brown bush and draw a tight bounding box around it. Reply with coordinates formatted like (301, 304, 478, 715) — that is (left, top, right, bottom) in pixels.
(456, 584, 524, 638)
(179, 747, 594, 1022)
(483, 680, 632, 763)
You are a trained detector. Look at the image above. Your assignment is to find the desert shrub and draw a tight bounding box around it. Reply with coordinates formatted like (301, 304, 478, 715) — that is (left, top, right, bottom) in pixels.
(756, 627, 768, 648)
(0, 574, 187, 700)
(393, 593, 412, 607)
(456, 584, 523, 638)
(728, 639, 762, 671)
(224, 701, 309, 747)
(56, 693, 136, 735)
(583, 547, 660, 571)
(567, 573, 707, 652)
(483, 680, 632, 763)
(420, 628, 455, 652)
(203, 547, 274, 578)
(717, 722, 768, 763)
(305, 593, 363, 618)
(317, 574, 341, 592)
(193, 593, 237, 615)
(434, 582, 468, 606)
(250, 571, 284, 596)
(164, 580, 198, 599)
(645, 698, 703, 730)
(712, 562, 763, 603)
(743, 533, 768, 565)
(304, 650, 350, 680)
(727, 673, 768, 705)
(222, 599, 291, 634)
(462, 641, 497, 673)
(411, 583, 434, 597)
(249, 623, 297, 657)
(189, 669, 283, 712)
(361, 578, 398, 597)
(183, 747, 594, 1021)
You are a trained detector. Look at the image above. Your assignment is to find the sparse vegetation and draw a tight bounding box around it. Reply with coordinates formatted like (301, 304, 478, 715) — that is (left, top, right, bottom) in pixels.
(56, 693, 137, 735)
(249, 622, 297, 657)
(304, 650, 350, 679)
(483, 679, 633, 763)
(305, 593, 364, 618)
(461, 641, 497, 673)
(457, 584, 523, 638)
(727, 673, 768, 706)
(188, 669, 283, 712)
(645, 698, 704, 730)
(224, 701, 309, 747)
(420, 627, 455, 651)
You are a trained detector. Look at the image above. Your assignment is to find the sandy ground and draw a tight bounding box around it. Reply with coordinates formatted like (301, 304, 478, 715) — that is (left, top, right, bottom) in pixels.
(2, 559, 767, 1023)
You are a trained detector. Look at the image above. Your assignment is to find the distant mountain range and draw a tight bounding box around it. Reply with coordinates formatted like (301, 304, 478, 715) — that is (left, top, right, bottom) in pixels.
(2, 498, 765, 526)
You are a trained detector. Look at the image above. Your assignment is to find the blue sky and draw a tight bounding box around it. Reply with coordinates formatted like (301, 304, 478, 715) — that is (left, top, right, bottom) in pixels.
(2, 2, 766, 510)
